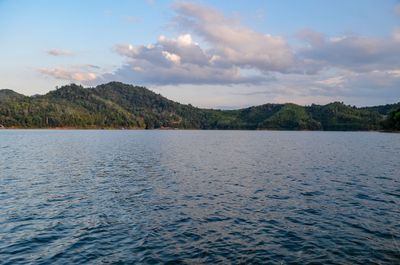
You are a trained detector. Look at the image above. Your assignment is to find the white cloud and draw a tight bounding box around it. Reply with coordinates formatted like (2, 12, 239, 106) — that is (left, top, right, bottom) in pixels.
(162, 51, 181, 64)
(98, 33, 267, 85)
(105, 3, 400, 87)
(39, 67, 97, 82)
(315, 76, 346, 87)
(298, 30, 400, 73)
(46, 49, 74, 56)
(95, 2, 296, 85)
(88, 2, 400, 107)
(387, 69, 400, 77)
(160, 34, 194, 46)
(174, 2, 295, 72)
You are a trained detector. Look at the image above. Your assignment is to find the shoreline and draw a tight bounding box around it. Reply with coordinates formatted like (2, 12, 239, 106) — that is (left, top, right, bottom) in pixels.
(0, 127, 398, 133)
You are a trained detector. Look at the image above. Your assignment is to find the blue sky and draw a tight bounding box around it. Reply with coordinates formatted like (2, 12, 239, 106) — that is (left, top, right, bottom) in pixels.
(1, 0, 400, 108)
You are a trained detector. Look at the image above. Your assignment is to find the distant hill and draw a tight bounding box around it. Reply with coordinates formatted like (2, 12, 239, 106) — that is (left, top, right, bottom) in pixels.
(0, 82, 398, 130)
(381, 108, 400, 131)
(0, 89, 26, 102)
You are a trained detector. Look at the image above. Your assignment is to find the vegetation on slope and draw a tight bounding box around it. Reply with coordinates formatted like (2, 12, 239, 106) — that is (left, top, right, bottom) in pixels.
(259, 104, 321, 130)
(0, 82, 398, 130)
(307, 102, 383, 131)
(382, 108, 400, 131)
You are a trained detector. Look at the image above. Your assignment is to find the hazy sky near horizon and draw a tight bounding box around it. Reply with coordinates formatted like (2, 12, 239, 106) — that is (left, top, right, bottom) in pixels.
(1, 0, 400, 108)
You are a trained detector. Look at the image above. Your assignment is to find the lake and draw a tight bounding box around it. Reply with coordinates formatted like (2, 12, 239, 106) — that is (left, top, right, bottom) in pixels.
(0, 130, 399, 264)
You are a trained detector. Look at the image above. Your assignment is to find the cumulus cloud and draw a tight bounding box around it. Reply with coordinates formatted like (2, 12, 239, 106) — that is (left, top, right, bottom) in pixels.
(96, 33, 267, 85)
(46, 49, 74, 56)
(87, 2, 400, 106)
(297, 29, 400, 73)
(39, 65, 99, 82)
(95, 2, 295, 85)
(98, 2, 400, 86)
(174, 2, 295, 72)
(232, 68, 400, 106)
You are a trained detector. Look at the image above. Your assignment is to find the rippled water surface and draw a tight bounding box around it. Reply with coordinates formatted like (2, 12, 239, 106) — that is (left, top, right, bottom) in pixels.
(0, 130, 399, 264)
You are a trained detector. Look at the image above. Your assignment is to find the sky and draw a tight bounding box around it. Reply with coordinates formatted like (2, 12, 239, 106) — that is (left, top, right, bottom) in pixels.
(1, 0, 400, 108)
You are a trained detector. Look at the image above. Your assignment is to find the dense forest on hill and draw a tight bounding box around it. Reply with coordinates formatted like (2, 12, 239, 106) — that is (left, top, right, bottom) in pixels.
(0, 82, 399, 131)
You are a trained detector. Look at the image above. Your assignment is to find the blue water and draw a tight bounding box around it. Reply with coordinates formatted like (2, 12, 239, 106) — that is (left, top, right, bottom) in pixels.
(0, 130, 399, 264)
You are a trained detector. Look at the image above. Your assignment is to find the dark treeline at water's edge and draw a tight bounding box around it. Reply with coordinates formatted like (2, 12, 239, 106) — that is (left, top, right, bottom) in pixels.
(0, 82, 399, 131)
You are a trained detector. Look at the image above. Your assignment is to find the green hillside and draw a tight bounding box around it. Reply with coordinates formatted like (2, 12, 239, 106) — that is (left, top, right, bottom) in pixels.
(0, 82, 398, 131)
(382, 108, 400, 131)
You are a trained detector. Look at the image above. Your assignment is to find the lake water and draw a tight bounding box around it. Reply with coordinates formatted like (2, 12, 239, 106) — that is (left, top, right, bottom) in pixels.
(0, 130, 399, 264)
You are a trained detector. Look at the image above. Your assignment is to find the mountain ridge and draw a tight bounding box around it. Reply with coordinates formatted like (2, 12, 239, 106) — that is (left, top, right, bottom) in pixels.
(0, 82, 399, 130)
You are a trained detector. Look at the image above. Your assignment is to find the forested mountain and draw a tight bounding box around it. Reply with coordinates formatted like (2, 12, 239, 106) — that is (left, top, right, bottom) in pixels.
(0, 82, 398, 130)
(381, 108, 400, 131)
